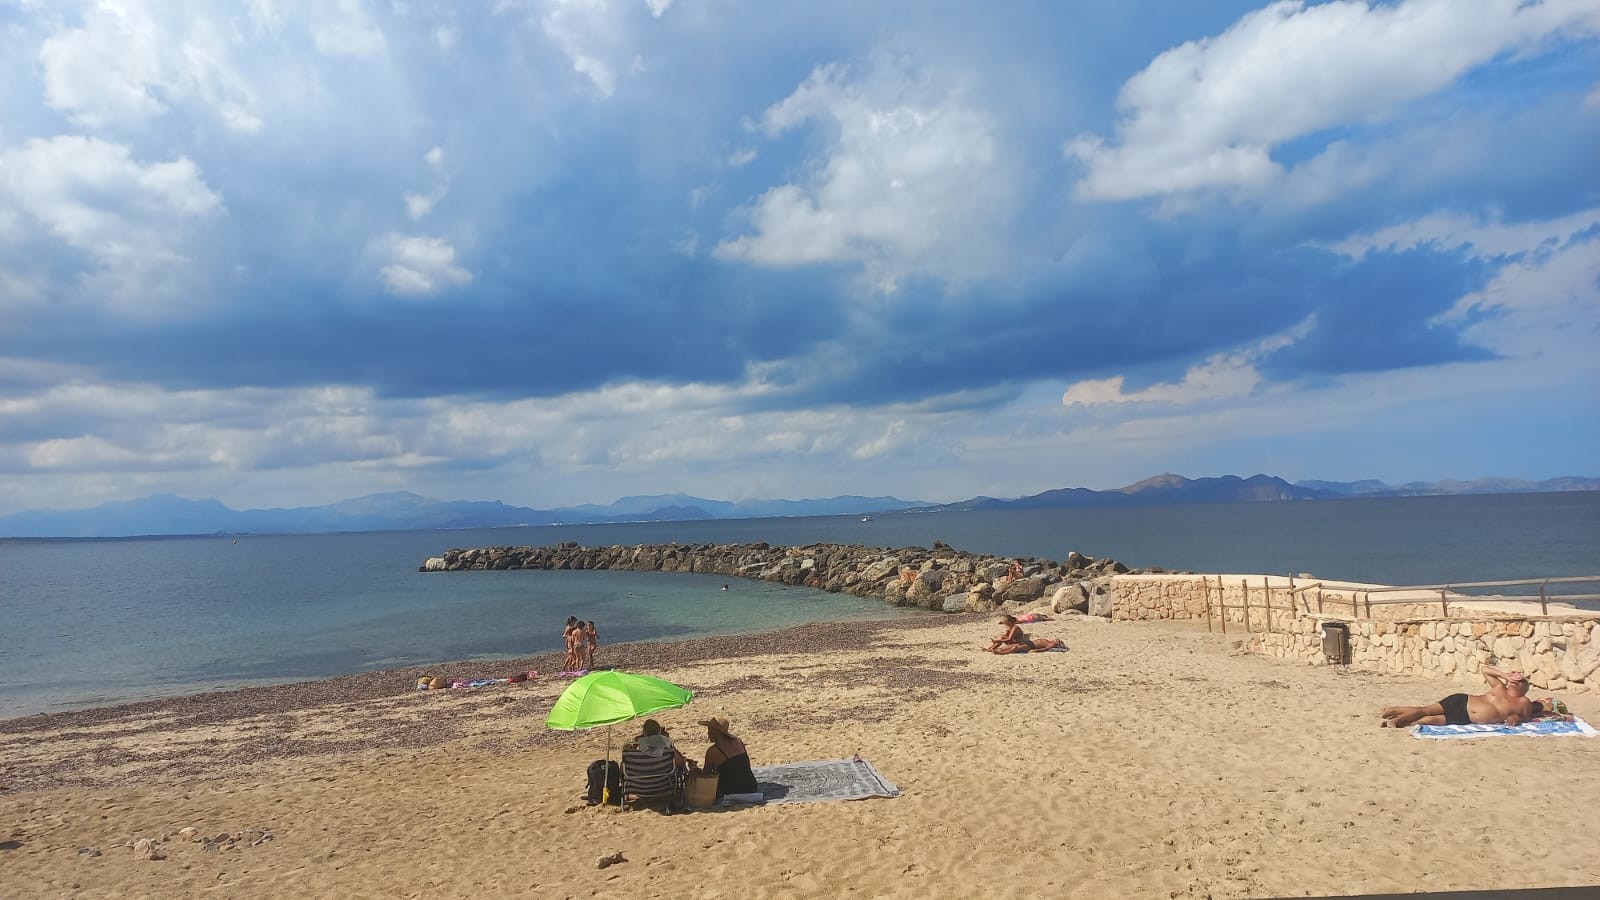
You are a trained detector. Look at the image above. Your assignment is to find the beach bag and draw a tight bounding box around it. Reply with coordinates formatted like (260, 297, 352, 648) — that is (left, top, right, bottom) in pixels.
(684, 773, 719, 809)
(585, 759, 622, 806)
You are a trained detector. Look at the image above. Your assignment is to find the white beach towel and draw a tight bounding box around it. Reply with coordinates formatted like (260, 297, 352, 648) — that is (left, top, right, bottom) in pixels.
(1411, 717, 1598, 740)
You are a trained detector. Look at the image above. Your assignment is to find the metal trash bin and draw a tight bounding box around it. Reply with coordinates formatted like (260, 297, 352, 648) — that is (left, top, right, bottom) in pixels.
(1320, 622, 1350, 665)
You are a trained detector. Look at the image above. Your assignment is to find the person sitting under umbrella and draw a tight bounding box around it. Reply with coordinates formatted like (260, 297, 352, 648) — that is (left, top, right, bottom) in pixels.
(626, 718, 687, 770)
(690, 716, 759, 801)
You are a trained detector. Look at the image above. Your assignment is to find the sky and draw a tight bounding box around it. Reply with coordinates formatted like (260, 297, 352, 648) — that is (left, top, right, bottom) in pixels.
(1, 0, 1597, 515)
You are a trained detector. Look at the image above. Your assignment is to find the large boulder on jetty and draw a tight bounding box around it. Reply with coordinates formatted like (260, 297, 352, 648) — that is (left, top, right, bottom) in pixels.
(883, 581, 910, 607)
(861, 556, 901, 583)
(421, 557, 447, 572)
(906, 569, 945, 605)
(996, 575, 1049, 605)
(1050, 582, 1089, 613)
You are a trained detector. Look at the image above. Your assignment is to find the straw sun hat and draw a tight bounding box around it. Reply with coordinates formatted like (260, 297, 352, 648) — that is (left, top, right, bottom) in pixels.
(698, 716, 731, 734)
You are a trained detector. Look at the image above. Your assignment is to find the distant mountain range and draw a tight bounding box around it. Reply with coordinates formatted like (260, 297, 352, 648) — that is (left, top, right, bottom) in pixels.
(0, 474, 1593, 538)
(0, 491, 925, 538)
(917, 474, 1598, 512)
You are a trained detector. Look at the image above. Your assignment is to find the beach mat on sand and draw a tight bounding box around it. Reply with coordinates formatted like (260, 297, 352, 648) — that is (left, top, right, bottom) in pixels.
(750, 759, 900, 804)
(1412, 717, 1597, 739)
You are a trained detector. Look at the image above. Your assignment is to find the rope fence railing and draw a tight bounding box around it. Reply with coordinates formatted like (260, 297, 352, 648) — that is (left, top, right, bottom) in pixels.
(1198, 575, 1600, 635)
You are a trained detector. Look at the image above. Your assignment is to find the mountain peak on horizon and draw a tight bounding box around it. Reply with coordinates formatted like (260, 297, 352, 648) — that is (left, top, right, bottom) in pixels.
(1118, 473, 1191, 493)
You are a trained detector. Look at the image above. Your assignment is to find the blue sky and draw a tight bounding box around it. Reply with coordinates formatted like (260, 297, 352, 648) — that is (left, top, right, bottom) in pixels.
(1, 0, 1597, 515)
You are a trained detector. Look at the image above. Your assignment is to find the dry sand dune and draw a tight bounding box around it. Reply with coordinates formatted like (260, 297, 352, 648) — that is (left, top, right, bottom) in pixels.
(3, 615, 1598, 899)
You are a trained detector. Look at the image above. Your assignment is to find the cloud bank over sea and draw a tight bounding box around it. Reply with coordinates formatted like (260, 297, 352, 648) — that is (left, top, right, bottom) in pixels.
(1, 0, 1597, 514)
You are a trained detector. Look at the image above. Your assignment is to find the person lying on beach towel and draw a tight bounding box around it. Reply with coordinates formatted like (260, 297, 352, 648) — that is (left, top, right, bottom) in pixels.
(1381, 665, 1536, 728)
(982, 615, 1066, 654)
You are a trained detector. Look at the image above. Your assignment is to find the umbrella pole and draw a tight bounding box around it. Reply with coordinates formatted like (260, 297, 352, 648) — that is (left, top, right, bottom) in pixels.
(602, 725, 613, 806)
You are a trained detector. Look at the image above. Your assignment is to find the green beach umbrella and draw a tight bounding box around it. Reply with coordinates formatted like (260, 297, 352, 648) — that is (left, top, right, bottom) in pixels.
(545, 671, 694, 731)
(546, 671, 693, 805)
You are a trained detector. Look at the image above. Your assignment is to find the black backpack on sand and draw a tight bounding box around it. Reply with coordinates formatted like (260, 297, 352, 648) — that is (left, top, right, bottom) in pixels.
(585, 759, 622, 805)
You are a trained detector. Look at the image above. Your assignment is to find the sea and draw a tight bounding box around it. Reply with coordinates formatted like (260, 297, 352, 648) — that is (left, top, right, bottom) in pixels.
(2, 492, 1596, 719)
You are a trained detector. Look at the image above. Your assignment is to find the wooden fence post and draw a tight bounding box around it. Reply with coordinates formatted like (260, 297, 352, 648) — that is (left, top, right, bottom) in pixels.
(1217, 576, 1227, 635)
(1202, 576, 1213, 633)
(1242, 578, 1253, 633)
(1263, 576, 1273, 633)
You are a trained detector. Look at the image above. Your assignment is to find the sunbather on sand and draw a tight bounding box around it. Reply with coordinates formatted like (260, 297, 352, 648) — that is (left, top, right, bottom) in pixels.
(1381, 664, 1536, 727)
(982, 615, 1065, 654)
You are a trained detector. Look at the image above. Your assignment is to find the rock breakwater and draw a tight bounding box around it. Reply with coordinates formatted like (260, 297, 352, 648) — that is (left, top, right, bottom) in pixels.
(421, 541, 1181, 614)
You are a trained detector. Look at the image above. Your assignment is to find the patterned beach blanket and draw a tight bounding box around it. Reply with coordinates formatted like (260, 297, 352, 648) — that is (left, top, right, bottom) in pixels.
(750, 758, 901, 804)
(1412, 717, 1598, 740)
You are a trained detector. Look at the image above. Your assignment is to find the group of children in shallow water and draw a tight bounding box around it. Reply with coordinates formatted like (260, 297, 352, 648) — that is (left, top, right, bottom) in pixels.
(563, 616, 598, 672)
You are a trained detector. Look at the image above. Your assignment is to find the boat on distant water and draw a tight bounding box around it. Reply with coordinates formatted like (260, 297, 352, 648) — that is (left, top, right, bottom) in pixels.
(860, 515, 873, 522)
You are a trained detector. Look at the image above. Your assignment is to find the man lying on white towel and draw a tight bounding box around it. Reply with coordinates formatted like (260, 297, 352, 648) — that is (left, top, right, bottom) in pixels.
(1380, 665, 1537, 728)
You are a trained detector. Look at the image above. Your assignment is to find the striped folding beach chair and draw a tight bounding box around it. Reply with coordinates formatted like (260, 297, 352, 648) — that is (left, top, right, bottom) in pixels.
(620, 750, 682, 810)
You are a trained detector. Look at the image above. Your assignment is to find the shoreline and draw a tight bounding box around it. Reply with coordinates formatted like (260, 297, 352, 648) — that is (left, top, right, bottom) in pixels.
(0, 601, 936, 725)
(0, 614, 973, 791)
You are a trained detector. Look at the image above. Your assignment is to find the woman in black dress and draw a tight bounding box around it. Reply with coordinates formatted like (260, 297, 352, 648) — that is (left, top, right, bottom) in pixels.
(696, 716, 757, 799)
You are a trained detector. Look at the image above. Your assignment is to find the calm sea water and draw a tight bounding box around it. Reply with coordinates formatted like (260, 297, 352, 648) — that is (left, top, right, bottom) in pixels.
(2, 493, 1595, 718)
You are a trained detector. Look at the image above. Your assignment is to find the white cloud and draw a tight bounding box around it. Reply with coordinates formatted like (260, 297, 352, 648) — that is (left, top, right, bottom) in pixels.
(39, 0, 266, 133)
(533, 0, 625, 96)
(1329, 207, 1600, 260)
(1062, 319, 1312, 408)
(378, 234, 473, 296)
(0, 136, 223, 309)
(1435, 230, 1600, 366)
(853, 420, 907, 460)
(404, 191, 440, 219)
(435, 24, 459, 50)
(308, 0, 388, 58)
(1070, 0, 1600, 201)
(643, 0, 672, 18)
(716, 56, 1017, 291)
(404, 147, 449, 218)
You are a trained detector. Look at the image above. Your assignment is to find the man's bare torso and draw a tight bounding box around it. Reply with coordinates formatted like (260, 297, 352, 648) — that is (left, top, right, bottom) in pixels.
(1467, 686, 1533, 724)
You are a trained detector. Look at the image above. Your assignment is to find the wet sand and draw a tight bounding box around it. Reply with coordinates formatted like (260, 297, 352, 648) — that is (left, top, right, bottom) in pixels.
(3, 615, 1599, 898)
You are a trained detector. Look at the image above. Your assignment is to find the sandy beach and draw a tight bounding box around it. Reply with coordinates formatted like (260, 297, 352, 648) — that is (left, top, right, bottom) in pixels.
(4, 614, 1599, 899)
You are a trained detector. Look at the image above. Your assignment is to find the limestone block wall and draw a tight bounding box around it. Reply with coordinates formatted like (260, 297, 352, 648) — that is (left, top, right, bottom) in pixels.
(1250, 616, 1600, 694)
(1111, 574, 1600, 694)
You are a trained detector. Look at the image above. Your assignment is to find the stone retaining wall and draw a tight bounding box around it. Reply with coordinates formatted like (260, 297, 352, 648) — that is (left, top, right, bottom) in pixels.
(1250, 616, 1600, 694)
(1109, 573, 1600, 694)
